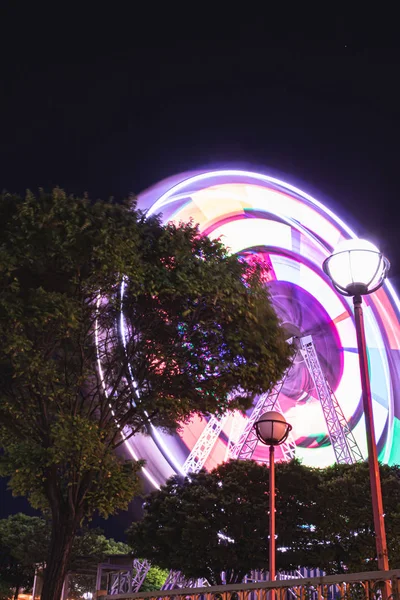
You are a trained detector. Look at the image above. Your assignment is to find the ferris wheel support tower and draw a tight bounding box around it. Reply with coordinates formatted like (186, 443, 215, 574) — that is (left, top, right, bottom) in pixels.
(181, 335, 363, 472)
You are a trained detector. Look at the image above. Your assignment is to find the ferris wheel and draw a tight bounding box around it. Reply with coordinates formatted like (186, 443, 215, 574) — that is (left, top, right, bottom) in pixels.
(120, 169, 400, 490)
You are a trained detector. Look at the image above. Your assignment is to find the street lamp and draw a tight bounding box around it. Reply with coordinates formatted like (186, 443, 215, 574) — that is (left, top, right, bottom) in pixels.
(254, 411, 292, 596)
(323, 238, 390, 571)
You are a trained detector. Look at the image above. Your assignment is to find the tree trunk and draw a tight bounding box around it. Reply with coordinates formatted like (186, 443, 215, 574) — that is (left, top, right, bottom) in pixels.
(40, 515, 78, 600)
(13, 585, 20, 600)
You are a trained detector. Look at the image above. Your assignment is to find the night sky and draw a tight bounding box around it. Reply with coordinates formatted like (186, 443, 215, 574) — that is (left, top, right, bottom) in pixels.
(1, 6, 400, 539)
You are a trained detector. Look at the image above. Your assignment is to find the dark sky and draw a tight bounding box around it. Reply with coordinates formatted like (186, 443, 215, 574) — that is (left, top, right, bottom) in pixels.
(1, 6, 400, 538)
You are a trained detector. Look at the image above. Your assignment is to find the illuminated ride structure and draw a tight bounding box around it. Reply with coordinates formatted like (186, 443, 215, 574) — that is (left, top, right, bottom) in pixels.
(123, 169, 400, 487)
(95, 170, 400, 594)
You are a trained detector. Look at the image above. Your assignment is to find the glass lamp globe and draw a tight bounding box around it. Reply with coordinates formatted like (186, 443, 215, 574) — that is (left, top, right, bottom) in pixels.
(254, 411, 292, 446)
(323, 238, 389, 296)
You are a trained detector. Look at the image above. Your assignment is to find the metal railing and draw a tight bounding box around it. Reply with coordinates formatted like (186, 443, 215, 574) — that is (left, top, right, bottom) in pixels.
(101, 569, 400, 600)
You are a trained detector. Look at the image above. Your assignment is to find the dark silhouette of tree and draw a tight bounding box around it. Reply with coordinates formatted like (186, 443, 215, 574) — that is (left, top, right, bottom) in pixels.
(306, 462, 400, 573)
(128, 460, 400, 580)
(127, 460, 318, 584)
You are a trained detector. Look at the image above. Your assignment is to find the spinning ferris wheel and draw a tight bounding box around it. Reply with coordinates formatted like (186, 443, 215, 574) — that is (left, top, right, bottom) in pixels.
(119, 169, 400, 490)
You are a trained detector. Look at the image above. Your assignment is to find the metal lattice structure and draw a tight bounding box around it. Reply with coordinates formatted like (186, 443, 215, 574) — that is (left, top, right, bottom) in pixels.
(181, 360, 296, 473)
(230, 354, 297, 461)
(181, 335, 363, 469)
(131, 559, 151, 592)
(95, 556, 151, 595)
(182, 413, 229, 474)
(109, 571, 132, 595)
(225, 411, 246, 461)
(162, 570, 208, 590)
(299, 335, 363, 464)
(231, 390, 296, 461)
(180, 334, 363, 472)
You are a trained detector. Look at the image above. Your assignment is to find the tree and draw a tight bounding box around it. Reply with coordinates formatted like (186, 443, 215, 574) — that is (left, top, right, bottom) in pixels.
(127, 460, 317, 584)
(306, 462, 400, 574)
(127, 459, 400, 581)
(70, 527, 130, 565)
(0, 513, 49, 568)
(0, 513, 49, 600)
(0, 189, 292, 600)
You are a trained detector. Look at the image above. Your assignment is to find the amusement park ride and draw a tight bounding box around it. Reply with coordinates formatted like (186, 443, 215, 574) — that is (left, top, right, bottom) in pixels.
(96, 169, 400, 595)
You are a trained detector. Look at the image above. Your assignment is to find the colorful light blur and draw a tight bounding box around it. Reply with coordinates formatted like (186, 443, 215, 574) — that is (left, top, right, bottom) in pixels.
(122, 169, 400, 488)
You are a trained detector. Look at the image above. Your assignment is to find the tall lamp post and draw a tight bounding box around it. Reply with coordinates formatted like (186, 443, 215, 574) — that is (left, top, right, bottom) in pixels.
(323, 238, 390, 571)
(254, 411, 292, 599)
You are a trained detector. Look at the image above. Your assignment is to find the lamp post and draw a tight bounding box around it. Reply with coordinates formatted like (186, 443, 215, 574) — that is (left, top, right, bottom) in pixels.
(254, 411, 292, 599)
(323, 238, 390, 571)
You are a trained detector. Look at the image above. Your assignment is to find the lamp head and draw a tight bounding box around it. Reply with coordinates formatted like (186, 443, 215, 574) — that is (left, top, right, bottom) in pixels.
(323, 238, 389, 297)
(254, 410, 292, 446)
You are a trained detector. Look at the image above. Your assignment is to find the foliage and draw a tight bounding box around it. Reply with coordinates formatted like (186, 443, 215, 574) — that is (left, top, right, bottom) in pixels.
(0, 513, 49, 568)
(273, 459, 322, 570)
(70, 527, 130, 569)
(0, 513, 49, 600)
(140, 564, 169, 592)
(0, 189, 291, 599)
(128, 460, 315, 584)
(305, 462, 400, 573)
(128, 459, 400, 581)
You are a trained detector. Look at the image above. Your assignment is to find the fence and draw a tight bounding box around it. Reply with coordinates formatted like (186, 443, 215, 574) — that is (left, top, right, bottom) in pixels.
(101, 569, 400, 600)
